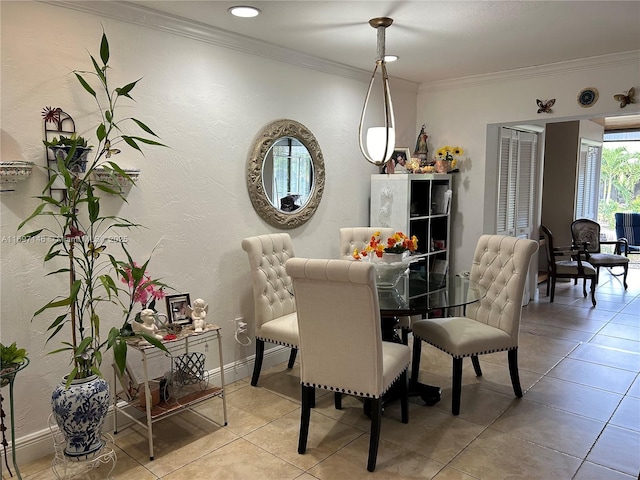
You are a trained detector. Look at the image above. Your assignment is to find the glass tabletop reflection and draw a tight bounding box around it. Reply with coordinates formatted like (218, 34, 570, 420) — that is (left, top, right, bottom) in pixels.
(378, 271, 486, 317)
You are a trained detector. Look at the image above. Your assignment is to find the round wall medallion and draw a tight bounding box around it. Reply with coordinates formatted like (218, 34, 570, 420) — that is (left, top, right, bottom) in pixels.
(578, 88, 599, 108)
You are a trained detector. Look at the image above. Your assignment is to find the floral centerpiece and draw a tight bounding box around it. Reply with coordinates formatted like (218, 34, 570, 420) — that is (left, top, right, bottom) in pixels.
(352, 231, 418, 288)
(352, 231, 418, 260)
(435, 146, 464, 172)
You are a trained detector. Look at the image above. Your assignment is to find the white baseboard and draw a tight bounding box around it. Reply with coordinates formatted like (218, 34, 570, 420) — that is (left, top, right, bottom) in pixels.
(6, 345, 291, 468)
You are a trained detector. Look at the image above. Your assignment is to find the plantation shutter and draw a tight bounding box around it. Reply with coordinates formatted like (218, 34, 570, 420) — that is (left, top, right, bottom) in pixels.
(575, 139, 601, 220)
(497, 128, 537, 237)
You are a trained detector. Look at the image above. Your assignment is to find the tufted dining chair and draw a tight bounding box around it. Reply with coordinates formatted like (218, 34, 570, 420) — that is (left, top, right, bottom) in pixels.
(411, 235, 538, 415)
(339, 227, 418, 343)
(571, 218, 629, 289)
(339, 227, 395, 259)
(241, 233, 298, 386)
(286, 258, 410, 472)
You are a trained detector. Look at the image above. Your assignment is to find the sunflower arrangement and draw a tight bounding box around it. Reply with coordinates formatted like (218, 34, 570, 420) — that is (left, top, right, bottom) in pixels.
(435, 146, 464, 170)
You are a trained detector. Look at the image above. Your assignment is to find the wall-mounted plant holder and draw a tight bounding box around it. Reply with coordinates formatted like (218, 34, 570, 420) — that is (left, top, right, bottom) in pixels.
(0, 161, 35, 192)
(93, 167, 140, 187)
(42, 107, 77, 200)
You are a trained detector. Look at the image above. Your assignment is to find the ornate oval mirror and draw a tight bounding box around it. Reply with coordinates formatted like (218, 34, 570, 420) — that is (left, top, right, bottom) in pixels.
(247, 119, 325, 229)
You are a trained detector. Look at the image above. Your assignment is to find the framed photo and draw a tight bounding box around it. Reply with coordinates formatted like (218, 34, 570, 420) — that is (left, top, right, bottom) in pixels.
(381, 147, 411, 174)
(166, 293, 192, 325)
(113, 362, 139, 401)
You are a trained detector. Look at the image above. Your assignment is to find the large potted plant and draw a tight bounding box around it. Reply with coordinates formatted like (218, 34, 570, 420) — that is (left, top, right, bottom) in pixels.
(18, 32, 168, 459)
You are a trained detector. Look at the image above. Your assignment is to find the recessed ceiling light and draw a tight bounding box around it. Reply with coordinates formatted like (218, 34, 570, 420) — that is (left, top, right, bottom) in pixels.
(228, 6, 261, 18)
(384, 55, 399, 63)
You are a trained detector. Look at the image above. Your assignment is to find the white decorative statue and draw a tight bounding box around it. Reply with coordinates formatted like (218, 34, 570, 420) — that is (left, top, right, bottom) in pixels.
(187, 298, 209, 332)
(132, 308, 164, 343)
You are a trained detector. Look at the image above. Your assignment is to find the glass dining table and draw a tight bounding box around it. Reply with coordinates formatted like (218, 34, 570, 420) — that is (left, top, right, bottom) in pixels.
(376, 269, 487, 406)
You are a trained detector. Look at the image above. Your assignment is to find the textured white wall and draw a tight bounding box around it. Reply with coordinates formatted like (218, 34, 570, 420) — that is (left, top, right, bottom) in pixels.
(417, 53, 640, 273)
(0, 1, 417, 446)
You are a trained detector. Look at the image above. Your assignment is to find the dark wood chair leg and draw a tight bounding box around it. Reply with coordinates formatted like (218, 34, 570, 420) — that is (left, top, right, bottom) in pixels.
(508, 348, 523, 398)
(251, 339, 265, 386)
(471, 355, 482, 377)
(590, 279, 597, 307)
(310, 387, 316, 409)
(334, 392, 342, 410)
(399, 370, 409, 424)
(367, 398, 383, 472)
(582, 278, 587, 297)
(550, 277, 556, 303)
(288, 347, 298, 368)
(623, 264, 628, 289)
(298, 385, 312, 454)
(546, 275, 550, 297)
(411, 337, 422, 386)
(452, 357, 463, 415)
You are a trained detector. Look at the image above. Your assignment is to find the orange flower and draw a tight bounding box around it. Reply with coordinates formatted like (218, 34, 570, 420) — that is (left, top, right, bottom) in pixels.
(352, 231, 418, 259)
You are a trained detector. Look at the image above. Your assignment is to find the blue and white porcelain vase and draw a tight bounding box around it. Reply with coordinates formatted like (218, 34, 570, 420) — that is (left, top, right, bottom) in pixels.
(51, 375, 110, 459)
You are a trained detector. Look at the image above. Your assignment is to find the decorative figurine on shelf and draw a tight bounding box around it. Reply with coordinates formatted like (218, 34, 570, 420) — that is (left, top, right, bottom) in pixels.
(414, 124, 429, 164)
(187, 298, 209, 332)
(132, 309, 164, 343)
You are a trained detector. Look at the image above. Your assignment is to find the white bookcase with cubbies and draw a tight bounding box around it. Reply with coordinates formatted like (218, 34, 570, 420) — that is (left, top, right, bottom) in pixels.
(370, 173, 452, 279)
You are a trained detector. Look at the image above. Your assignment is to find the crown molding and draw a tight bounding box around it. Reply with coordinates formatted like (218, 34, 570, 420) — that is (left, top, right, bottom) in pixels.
(40, 0, 378, 84)
(419, 50, 640, 92)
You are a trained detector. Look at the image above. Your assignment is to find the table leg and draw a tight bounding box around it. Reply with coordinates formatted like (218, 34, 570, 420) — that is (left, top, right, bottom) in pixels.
(9, 378, 22, 480)
(409, 334, 441, 405)
(374, 316, 441, 411)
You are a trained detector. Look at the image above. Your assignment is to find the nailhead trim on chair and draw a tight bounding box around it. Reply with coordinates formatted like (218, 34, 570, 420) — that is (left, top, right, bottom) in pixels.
(413, 337, 513, 359)
(255, 337, 297, 348)
(300, 367, 408, 399)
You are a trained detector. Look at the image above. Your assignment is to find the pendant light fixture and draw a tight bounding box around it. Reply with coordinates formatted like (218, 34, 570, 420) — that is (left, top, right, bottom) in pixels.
(358, 17, 395, 166)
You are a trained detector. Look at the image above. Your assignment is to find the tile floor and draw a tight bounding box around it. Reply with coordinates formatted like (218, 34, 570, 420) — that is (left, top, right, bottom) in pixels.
(10, 268, 640, 479)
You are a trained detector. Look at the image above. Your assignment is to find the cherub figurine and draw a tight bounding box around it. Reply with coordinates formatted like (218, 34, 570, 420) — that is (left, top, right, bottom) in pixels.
(187, 298, 209, 332)
(132, 308, 164, 343)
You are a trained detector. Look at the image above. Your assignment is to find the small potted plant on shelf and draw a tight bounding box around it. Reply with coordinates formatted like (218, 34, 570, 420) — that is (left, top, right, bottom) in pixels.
(18, 32, 167, 459)
(43, 133, 92, 173)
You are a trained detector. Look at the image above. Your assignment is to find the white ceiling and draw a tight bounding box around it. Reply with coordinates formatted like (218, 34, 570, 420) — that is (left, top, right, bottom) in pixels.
(130, 0, 640, 85)
(79, 1, 639, 130)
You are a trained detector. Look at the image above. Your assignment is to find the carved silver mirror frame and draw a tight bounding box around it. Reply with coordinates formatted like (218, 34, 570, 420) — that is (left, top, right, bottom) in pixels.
(247, 119, 325, 229)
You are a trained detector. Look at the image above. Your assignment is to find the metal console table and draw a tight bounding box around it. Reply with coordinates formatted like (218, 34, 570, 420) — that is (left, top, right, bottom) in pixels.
(113, 324, 227, 460)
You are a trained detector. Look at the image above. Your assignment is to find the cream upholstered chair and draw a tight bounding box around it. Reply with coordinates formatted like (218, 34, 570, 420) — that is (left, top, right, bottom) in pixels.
(339, 227, 394, 259)
(571, 218, 629, 289)
(286, 258, 410, 472)
(241, 233, 298, 386)
(339, 227, 418, 344)
(411, 235, 538, 415)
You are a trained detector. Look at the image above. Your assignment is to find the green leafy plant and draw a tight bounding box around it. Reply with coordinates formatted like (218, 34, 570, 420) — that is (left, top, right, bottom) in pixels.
(0, 342, 27, 368)
(18, 32, 168, 387)
(43, 133, 90, 149)
(0, 341, 26, 476)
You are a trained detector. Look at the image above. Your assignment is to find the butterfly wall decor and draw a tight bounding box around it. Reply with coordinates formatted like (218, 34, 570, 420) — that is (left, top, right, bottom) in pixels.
(536, 98, 555, 114)
(613, 87, 636, 109)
